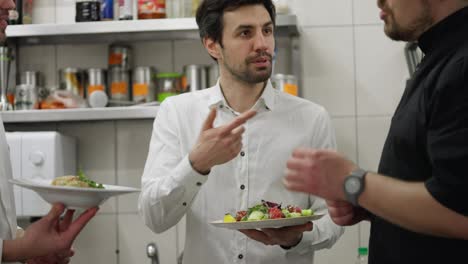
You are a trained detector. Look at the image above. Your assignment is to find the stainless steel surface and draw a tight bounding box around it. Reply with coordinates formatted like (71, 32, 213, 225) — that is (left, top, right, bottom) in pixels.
(0, 46, 12, 111)
(183, 64, 208, 92)
(20, 71, 40, 86)
(5, 15, 299, 45)
(0, 105, 159, 123)
(404, 42, 422, 76)
(86, 68, 107, 96)
(133, 66, 156, 103)
(146, 242, 159, 264)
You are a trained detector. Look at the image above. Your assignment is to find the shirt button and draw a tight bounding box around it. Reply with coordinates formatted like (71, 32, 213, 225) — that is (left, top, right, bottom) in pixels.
(182, 202, 187, 206)
(196, 182, 202, 186)
(240, 184, 245, 190)
(238, 254, 243, 259)
(219, 105, 224, 109)
(240, 151, 245, 157)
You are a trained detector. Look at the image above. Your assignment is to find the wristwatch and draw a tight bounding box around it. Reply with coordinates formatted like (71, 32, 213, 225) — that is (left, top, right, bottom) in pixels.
(343, 168, 367, 206)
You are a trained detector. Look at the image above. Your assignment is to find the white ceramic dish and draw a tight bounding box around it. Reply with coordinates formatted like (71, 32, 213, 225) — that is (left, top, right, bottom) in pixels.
(210, 214, 324, 230)
(10, 178, 140, 209)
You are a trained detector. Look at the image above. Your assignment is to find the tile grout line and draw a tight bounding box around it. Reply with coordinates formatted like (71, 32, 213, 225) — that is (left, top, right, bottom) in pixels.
(351, 0, 363, 249)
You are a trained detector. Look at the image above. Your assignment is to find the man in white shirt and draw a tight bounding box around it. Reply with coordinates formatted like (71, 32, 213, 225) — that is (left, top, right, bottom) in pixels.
(0, 1, 98, 263)
(138, 0, 344, 263)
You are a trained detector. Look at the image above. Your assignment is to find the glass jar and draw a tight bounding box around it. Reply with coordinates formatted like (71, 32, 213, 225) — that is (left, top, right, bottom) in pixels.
(156, 72, 182, 102)
(138, 0, 166, 19)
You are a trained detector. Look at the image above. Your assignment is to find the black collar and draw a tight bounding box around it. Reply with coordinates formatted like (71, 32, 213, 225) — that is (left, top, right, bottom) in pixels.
(418, 6, 468, 55)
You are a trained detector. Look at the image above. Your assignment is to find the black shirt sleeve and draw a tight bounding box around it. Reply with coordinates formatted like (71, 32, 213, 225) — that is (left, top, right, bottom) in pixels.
(425, 56, 468, 216)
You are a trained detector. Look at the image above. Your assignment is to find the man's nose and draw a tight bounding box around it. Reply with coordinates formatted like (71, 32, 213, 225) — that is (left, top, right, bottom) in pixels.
(253, 32, 268, 51)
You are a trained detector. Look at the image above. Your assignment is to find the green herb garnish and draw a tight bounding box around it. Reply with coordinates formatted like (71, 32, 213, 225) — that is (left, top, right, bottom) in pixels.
(77, 169, 104, 189)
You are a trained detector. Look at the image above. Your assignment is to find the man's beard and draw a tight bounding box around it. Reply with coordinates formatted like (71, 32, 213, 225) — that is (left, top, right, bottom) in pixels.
(222, 51, 273, 84)
(383, 0, 433, 41)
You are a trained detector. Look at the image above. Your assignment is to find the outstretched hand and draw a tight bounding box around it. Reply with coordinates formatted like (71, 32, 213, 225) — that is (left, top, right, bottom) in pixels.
(19, 203, 98, 262)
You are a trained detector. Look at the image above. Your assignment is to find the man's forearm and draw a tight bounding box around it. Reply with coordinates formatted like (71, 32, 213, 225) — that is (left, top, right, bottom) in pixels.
(359, 172, 468, 239)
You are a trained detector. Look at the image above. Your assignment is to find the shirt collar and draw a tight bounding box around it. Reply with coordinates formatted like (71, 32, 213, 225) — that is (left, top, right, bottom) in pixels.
(418, 6, 468, 55)
(208, 79, 276, 112)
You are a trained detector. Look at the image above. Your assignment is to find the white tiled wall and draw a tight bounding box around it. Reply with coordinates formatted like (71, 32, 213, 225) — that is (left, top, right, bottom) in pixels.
(8, 0, 409, 264)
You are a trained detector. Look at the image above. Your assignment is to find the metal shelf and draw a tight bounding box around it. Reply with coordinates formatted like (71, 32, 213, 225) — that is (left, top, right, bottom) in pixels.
(6, 15, 299, 45)
(0, 106, 159, 123)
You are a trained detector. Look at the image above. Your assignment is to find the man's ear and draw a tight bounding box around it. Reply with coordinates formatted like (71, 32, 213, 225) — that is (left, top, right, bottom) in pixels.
(203, 37, 221, 60)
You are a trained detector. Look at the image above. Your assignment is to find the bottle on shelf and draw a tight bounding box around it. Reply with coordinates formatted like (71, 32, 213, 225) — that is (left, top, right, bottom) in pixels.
(355, 247, 368, 264)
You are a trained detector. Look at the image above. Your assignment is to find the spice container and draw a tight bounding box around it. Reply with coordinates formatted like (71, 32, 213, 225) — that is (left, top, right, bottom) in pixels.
(132, 66, 156, 103)
(156, 72, 182, 102)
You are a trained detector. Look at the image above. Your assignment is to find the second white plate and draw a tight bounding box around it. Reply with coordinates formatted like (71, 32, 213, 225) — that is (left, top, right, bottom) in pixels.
(210, 214, 324, 230)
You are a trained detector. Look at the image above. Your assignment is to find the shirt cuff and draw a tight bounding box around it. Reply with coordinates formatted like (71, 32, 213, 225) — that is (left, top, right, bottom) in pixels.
(170, 155, 209, 192)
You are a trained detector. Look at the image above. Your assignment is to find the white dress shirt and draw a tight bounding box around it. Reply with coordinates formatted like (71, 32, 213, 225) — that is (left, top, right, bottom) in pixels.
(138, 80, 344, 264)
(0, 115, 20, 264)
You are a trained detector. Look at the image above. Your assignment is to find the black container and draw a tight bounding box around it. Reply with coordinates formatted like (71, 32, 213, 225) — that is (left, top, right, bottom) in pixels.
(76, 1, 101, 22)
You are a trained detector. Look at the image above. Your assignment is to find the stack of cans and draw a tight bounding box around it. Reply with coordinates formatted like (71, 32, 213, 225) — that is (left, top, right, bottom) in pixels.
(108, 43, 132, 103)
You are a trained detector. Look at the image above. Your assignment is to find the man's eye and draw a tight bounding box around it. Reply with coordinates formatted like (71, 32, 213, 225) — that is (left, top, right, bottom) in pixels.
(264, 28, 273, 35)
(240, 31, 251, 37)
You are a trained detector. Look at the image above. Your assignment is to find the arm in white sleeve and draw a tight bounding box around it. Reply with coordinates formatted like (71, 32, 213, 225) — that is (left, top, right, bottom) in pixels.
(138, 100, 208, 233)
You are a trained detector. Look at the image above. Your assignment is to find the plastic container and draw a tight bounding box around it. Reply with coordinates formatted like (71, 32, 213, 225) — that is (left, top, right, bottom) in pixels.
(355, 247, 368, 264)
(156, 72, 182, 102)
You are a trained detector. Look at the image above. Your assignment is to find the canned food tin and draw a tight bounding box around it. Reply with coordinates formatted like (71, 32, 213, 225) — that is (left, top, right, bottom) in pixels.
(271, 74, 298, 96)
(132, 66, 156, 103)
(109, 67, 130, 101)
(109, 44, 132, 70)
(87, 68, 107, 97)
(182, 64, 208, 93)
(14, 84, 38, 110)
(59, 68, 86, 98)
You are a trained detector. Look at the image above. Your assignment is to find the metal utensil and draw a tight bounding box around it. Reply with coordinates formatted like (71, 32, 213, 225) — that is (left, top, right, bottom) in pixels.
(146, 242, 159, 264)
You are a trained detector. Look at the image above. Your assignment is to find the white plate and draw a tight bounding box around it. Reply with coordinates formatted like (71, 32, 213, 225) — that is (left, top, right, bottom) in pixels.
(210, 214, 324, 230)
(10, 178, 140, 209)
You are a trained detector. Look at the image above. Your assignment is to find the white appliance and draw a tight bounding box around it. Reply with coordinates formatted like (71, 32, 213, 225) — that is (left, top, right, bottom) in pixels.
(5, 131, 77, 217)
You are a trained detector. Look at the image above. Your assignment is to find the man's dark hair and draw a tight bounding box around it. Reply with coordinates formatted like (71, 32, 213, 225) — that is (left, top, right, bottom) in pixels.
(195, 0, 276, 47)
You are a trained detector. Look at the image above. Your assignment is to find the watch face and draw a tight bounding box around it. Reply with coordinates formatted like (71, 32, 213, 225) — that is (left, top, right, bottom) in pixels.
(345, 177, 361, 194)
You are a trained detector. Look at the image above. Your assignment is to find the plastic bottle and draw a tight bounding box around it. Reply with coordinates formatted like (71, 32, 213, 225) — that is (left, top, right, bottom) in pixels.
(355, 247, 368, 264)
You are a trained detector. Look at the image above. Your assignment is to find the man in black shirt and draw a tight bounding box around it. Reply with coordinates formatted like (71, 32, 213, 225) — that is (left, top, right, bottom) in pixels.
(283, 0, 468, 263)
